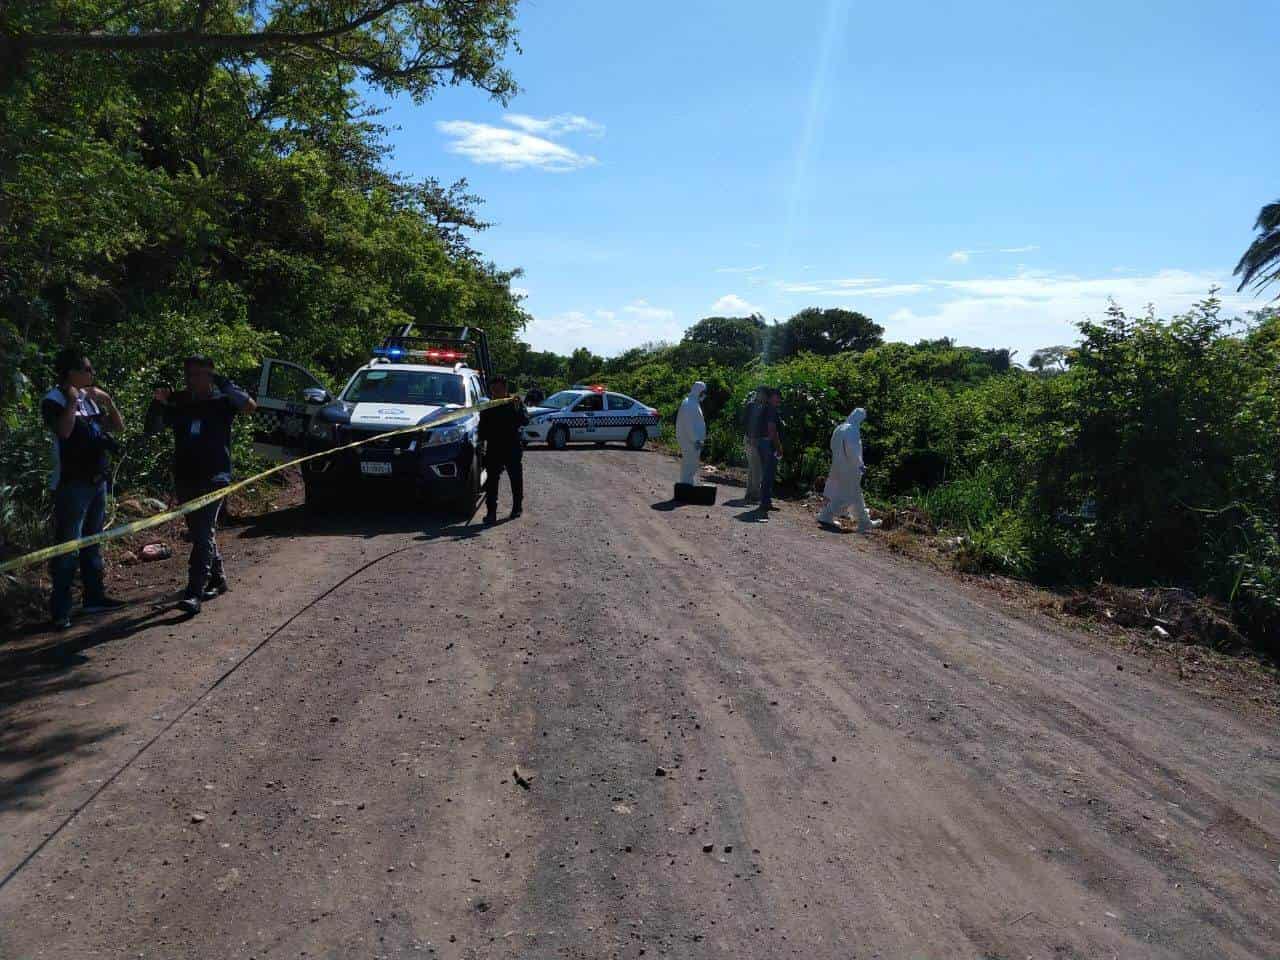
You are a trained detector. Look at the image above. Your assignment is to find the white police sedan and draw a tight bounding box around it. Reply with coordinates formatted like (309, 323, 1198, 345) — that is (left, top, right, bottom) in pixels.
(523, 387, 661, 450)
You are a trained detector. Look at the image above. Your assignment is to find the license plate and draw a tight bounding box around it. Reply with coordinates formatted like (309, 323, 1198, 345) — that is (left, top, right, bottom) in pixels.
(360, 461, 392, 476)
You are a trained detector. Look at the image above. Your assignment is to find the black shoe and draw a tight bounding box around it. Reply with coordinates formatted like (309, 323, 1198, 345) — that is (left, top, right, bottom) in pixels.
(51, 616, 72, 632)
(483, 512, 497, 525)
(177, 596, 201, 615)
(510, 507, 522, 519)
(82, 596, 127, 615)
(202, 577, 229, 601)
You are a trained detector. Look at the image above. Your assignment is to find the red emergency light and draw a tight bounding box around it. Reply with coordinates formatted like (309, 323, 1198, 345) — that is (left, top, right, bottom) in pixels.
(588, 383, 606, 393)
(425, 349, 466, 362)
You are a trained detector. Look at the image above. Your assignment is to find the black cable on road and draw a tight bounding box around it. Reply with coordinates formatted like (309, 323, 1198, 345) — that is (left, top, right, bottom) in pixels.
(0, 540, 427, 894)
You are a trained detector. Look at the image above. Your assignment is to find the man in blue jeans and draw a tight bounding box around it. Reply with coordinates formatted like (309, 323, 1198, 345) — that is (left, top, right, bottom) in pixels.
(146, 356, 256, 615)
(42, 347, 127, 629)
(751, 387, 784, 521)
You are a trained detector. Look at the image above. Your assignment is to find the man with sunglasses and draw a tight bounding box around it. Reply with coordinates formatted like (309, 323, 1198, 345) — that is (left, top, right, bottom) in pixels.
(42, 347, 127, 630)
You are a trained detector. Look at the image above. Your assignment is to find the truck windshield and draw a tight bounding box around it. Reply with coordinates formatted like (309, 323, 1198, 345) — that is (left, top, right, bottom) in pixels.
(344, 370, 465, 406)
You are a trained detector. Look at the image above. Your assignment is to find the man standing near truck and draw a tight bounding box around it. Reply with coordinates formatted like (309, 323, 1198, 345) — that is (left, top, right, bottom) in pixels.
(146, 356, 256, 615)
(480, 377, 527, 523)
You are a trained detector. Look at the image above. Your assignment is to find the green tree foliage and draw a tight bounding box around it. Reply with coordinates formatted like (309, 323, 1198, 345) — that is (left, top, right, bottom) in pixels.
(1235, 199, 1280, 299)
(2, 0, 520, 102)
(0, 0, 525, 536)
(681, 314, 764, 364)
(775, 307, 883, 357)
(566, 347, 603, 383)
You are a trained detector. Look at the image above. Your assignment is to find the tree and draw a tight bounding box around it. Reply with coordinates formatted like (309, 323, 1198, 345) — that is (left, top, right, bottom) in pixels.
(776, 307, 883, 357)
(2, 0, 520, 101)
(1028, 345, 1071, 373)
(681, 314, 765, 362)
(1235, 200, 1280, 300)
(566, 347, 602, 382)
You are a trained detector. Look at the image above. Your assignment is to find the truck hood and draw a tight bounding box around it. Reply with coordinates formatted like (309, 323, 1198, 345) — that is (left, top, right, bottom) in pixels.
(349, 402, 461, 430)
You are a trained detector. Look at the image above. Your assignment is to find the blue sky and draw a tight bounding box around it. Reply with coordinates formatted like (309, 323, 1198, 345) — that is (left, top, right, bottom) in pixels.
(373, 0, 1279, 360)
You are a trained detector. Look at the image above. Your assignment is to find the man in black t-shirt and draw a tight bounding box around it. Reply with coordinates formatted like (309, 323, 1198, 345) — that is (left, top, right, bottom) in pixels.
(146, 356, 256, 614)
(749, 387, 784, 518)
(42, 347, 127, 629)
(479, 377, 528, 523)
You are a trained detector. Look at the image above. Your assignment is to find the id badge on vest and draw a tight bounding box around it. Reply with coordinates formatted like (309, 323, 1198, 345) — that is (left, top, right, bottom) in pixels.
(190, 419, 203, 437)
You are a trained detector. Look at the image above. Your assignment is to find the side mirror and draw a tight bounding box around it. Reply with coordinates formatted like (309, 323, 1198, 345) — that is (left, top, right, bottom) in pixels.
(302, 387, 330, 404)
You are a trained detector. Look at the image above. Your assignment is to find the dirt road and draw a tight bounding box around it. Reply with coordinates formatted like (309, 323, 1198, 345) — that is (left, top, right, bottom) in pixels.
(2, 446, 1278, 959)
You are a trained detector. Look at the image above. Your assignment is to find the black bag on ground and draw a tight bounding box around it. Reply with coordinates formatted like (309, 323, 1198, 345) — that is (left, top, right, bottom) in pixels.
(674, 482, 716, 505)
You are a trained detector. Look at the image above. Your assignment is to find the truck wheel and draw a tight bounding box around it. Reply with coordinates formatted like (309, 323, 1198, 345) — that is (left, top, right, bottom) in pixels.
(548, 426, 569, 450)
(304, 474, 340, 512)
(626, 427, 647, 451)
(445, 452, 482, 517)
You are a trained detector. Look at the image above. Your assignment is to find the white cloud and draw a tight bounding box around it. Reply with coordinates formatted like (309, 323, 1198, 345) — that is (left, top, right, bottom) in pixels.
(710, 294, 760, 315)
(504, 113, 606, 138)
(774, 277, 927, 298)
(623, 299, 675, 321)
(949, 245, 1038, 263)
(524, 299, 683, 355)
(846, 283, 930, 298)
(886, 268, 1256, 360)
(775, 281, 826, 294)
(715, 265, 765, 274)
(436, 117, 599, 172)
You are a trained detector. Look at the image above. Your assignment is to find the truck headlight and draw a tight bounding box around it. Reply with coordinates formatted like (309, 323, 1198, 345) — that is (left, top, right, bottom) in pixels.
(423, 425, 465, 447)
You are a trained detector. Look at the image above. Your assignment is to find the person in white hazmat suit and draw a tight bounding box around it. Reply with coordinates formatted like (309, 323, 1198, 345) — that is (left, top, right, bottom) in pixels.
(818, 407, 881, 532)
(676, 381, 707, 485)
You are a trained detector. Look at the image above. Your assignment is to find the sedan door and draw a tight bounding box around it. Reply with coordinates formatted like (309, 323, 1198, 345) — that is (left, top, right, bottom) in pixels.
(569, 393, 604, 442)
(602, 394, 637, 441)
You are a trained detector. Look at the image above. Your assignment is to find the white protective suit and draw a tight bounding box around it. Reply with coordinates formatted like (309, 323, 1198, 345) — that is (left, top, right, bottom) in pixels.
(676, 381, 708, 485)
(818, 408, 880, 531)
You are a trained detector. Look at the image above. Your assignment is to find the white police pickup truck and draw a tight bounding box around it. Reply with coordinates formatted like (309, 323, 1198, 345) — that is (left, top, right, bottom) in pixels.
(523, 386, 661, 450)
(250, 325, 493, 512)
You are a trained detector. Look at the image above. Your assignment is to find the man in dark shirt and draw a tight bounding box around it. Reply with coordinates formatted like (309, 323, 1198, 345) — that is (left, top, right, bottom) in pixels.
(479, 377, 528, 523)
(741, 388, 764, 503)
(146, 356, 256, 614)
(42, 347, 127, 629)
(749, 387, 784, 520)
(524, 385, 545, 406)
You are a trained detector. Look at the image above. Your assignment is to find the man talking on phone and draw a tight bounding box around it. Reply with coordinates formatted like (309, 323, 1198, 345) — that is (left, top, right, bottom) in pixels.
(146, 356, 256, 615)
(42, 347, 127, 630)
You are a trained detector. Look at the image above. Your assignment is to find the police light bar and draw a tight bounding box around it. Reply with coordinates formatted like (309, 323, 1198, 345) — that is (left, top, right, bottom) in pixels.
(372, 346, 468, 363)
(588, 384, 606, 393)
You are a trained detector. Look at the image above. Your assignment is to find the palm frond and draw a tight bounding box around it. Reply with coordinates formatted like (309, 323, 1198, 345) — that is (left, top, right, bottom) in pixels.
(1235, 199, 1280, 297)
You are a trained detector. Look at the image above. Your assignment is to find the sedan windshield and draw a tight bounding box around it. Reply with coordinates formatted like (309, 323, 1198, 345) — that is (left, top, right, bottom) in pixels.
(343, 370, 465, 406)
(538, 391, 583, 410)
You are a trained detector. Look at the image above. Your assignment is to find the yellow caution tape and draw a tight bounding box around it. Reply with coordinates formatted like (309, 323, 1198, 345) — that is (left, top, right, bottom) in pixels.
(0, 398, 515, 576)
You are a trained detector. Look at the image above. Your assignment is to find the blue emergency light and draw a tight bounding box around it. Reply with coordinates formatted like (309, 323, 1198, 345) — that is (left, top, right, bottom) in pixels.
(372, 346, 406, 359)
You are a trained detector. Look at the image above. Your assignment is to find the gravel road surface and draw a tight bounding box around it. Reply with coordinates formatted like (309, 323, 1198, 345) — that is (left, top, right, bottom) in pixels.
(2, 446, 1278, 959)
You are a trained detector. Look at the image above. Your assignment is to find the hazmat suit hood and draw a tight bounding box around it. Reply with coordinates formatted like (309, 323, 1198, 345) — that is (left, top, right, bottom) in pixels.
(687, 381, 707, 402)
(847, 408, 866, 427)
